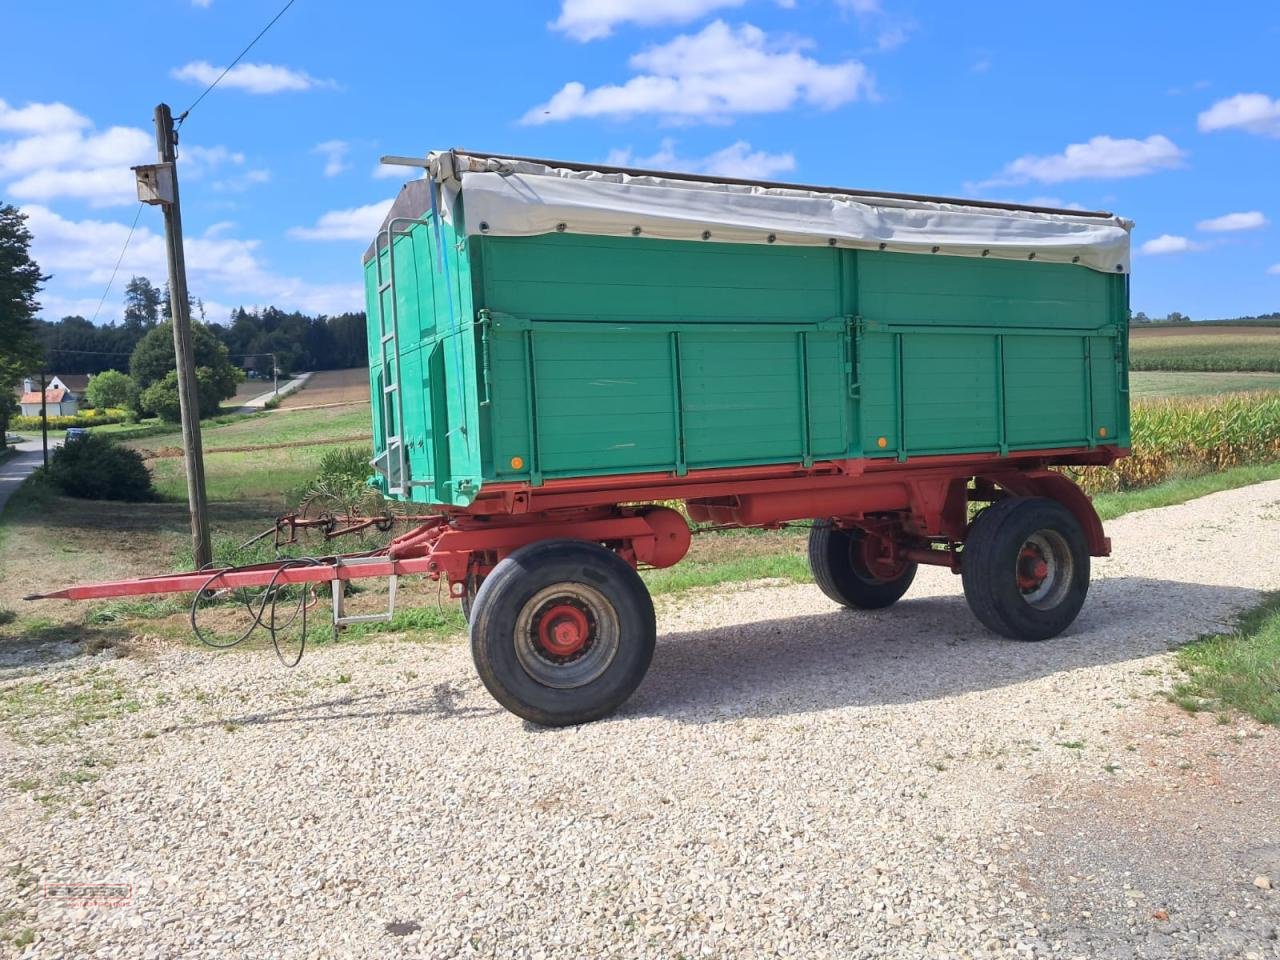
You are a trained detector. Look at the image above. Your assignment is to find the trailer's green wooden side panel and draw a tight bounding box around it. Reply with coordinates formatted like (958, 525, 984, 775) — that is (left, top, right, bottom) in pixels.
(366, 228, 1129, 504)
(364, 212, 481, 505)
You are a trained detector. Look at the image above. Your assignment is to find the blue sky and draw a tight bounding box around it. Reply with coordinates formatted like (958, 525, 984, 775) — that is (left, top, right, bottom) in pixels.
(3, 0, 1279, 323)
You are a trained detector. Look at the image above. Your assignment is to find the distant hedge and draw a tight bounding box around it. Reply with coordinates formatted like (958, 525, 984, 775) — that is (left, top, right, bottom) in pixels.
(12, 409, 127, 430)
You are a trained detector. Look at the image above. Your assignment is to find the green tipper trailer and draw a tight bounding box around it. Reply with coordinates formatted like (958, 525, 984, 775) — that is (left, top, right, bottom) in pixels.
(29, 149, 1132, 728)
(351, 150, 1133, 724)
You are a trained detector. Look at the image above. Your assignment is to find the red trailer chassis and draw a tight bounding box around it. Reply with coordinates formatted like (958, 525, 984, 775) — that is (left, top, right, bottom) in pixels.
(28, 446, 1117, 606)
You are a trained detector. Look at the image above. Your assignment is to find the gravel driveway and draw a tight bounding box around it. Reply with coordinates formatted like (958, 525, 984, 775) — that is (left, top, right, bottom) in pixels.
(3, 481, 1279, 959)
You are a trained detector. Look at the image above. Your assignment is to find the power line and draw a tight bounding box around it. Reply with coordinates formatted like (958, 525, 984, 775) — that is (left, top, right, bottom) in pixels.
(176, 0, 299, 127)
(89, 202, 145, 325)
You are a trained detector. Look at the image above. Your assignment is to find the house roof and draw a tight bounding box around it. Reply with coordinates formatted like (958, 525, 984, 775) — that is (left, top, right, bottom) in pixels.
(55, 374, 90, 393)
(20, 388, 67, 404)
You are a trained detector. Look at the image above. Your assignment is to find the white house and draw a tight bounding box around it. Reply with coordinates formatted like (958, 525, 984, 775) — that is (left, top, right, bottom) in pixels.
(18, 374, 89, 417)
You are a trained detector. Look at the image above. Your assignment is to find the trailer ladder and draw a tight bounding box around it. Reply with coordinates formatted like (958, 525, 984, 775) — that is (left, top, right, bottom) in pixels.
(370, 217, 428, 496)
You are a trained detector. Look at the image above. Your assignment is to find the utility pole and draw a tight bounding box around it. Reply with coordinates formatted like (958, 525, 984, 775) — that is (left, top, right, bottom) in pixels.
(39, 370, 48, 469)
(272, 353, 278, 397)
(133, 104, 211, 569)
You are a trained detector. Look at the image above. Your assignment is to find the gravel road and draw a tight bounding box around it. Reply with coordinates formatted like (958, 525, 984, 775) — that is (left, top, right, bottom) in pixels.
(3, 481, 1279, 959)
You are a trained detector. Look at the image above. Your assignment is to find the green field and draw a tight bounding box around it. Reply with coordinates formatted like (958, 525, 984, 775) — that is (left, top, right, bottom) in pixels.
(127, 405, 372, 506)
(1129, 333, 1280, 372)
(1130, 371, 1280, 397)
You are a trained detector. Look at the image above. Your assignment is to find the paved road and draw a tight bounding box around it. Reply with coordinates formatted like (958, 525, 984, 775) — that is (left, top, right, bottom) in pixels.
(234, 372, 312, 413)
(0, 437, 56, 516)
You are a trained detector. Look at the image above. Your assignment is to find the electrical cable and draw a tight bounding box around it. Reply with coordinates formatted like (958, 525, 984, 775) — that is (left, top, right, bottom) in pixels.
(89, 203, 145, 326)
(176, 0, 299, 128)
(189, 557, 324, 667)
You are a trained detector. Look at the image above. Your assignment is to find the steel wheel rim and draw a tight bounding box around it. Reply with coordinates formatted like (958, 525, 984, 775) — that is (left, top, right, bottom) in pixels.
(850, 533, 907, 584)
(1016, 530, 1073, 610)
(514, 582, 620, 689)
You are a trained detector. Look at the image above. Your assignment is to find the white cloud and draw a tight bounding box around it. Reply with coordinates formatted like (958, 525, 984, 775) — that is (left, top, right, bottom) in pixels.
(1196, 210, 1267, 232)
(552, 0, 747, 41)
(0, 101, 254, 207)
(608, 138, 795, 179)
(524, 21, 872, 124)
(982, 135, 1185, 186)
(313, 140, 350, 177)
(24, 204, 363, 317)
(0, 98, 90, 134)
(1268, 263, 1280, 276)
(1197, 93, 1280, 137)
(212, 168, 271, 192)
(171, 61, 336, 95)
(191, 0, 213, 7)
(1139, 234, 1198, 255)
(0, 111, 152, 207)
(288, 200, 394, 241)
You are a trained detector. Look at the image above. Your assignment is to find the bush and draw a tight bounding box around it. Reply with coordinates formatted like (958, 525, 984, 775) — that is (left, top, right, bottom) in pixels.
(46, 434, 155, 502)
(297, 446, 379, 515)
(139, 368, 231, 422)
(11, 410, 126, 429)
(85, 369, 134, 409)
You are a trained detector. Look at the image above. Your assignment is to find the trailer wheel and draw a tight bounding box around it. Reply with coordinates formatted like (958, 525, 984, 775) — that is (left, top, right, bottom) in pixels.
(469, 540, 656, 726)
(459, 573, 483, 622)
(808, 521, 917, 610)
(961, 497, 1090, 641)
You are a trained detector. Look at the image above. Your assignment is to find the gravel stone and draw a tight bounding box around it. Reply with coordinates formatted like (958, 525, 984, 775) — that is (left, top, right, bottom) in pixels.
(2, 480, 1280, 959)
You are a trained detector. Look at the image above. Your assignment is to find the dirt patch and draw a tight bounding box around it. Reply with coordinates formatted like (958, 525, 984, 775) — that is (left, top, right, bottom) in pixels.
(276, 368, 370, 410)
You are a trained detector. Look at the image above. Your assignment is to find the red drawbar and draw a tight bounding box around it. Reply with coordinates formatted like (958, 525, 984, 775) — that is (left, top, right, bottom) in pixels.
(27, 447, 1118, 603)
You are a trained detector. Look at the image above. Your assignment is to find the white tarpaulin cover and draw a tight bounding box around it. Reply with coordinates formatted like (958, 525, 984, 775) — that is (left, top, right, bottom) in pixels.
(406, 151, 1132, 274)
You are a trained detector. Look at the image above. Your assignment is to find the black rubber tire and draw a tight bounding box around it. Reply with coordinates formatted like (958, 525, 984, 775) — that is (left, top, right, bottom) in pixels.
(807, 521, 917, 610)
(459, 574, 482, 622)
(469, 539, 656, 726)
(960, 496, 1090, 641)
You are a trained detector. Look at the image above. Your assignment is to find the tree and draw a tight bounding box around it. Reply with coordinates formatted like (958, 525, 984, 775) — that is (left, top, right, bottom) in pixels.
(84, 369, 133, 410)
(1131, 311, 1150, 324)
(122, 276, 161, 332)
(139, 367, 232, 423)
(161, 282, 195, 325)
(0, 205, 46, 447)
(129, 321, 241, 417)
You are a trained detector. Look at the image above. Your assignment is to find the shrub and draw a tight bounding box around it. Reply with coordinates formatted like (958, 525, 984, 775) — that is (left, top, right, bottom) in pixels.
(46, 434, 155, 502)
(297, 446, 379, 515)
(11, 411, 125, 429)
(138, 367, 231, 422)
(85, 369, 133, 409)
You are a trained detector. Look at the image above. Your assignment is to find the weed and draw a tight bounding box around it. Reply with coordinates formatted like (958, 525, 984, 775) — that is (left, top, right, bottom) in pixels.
(1056, 740, 1086, 750)
(1169, 592, 1280, 726)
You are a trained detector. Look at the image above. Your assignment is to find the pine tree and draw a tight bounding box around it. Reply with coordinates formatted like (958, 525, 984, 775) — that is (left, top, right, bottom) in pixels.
(0, 204, 46, 447)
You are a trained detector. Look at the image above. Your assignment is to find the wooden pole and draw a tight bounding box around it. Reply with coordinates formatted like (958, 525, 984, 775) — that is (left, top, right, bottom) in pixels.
(39, 370, 48, 469)
(154, 103, 211, 569)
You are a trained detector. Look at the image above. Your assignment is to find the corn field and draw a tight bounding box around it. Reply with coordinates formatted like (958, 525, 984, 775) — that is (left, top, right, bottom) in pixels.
(1075, 391, 1280, 493)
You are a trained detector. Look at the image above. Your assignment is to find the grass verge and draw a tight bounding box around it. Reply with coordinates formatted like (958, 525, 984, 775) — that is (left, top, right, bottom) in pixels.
(1168, 592, 1280, 726)
(1091, 461, 1280, 521)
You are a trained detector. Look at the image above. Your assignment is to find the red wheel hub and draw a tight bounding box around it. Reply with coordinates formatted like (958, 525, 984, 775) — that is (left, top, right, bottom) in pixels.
(860, 535, 906, 582)
(536, 603, 591, 657)
(1017, 545, 1049, 591)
